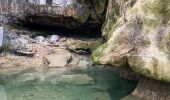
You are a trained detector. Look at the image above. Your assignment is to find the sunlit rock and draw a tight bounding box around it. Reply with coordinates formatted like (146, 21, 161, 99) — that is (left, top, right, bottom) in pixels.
(49, 35, 60, 44)
(92, 0, 170, 83)
(35, 36, 45, 43)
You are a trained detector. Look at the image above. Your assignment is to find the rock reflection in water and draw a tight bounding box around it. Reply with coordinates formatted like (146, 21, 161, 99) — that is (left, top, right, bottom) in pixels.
(0, 66, 137, 100)
(0, 85, 6, 100)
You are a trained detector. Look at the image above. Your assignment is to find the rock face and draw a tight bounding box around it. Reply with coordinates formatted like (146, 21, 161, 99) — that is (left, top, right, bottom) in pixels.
(0, 0, 107, 27)
(92, 0, 170, 83)
(128, 78, 170, 100)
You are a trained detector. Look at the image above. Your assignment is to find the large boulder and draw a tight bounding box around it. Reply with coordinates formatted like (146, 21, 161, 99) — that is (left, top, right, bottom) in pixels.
(92, 0, 170, 83)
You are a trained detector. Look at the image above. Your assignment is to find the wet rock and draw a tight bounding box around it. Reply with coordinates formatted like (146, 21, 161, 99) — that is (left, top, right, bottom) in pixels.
(35, 36, 45, 43)
(44, 53, 72, 67)
(89, 92, 112, 100)
(0, 85, 7, 100)
(49, 35, 60, 44)
(121, 95, 144, 100)
(58, 74, 94, 85)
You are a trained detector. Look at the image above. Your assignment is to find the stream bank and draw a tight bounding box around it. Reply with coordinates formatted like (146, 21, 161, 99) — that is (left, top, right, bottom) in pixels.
(0, 25, 138, 100)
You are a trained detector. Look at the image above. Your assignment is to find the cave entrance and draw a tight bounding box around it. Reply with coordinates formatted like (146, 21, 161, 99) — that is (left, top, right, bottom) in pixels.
(21, 22, 103, 39)
(14, 16, 103, 39)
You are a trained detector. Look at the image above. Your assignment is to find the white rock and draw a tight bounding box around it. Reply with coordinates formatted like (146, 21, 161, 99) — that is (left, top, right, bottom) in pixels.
(50, 35, 60, 44)
(35, 36, 45, 43)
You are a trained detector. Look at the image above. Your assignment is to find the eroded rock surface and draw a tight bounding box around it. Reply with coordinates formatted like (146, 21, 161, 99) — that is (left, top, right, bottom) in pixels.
(92, 0, 170, 83)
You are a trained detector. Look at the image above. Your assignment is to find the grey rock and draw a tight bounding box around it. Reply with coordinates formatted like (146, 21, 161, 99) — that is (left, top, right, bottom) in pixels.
(35, 36, 45, 43)
(11, 35, 34, 51)
(50, 35, 60, 44)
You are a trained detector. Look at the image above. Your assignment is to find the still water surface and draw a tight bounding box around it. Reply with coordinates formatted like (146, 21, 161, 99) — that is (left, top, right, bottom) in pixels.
(0, 66, 137, 100)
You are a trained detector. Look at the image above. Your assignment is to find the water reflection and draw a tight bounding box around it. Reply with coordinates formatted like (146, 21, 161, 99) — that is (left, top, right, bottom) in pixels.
(0, 85, 6, 100)
(0, 66, 137, 100)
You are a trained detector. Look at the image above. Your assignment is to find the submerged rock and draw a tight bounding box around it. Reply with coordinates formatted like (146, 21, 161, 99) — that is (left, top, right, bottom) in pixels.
(16, 73, 37, 83)
(58, 74, 94, 85)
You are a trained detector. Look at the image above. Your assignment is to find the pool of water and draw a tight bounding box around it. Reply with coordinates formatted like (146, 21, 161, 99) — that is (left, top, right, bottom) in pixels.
(0, 66, 137, 100)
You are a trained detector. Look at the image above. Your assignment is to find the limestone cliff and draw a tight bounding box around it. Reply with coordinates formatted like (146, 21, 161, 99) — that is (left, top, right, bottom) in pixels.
(0, 0, 107, 27)
(92, 0, 170, 83)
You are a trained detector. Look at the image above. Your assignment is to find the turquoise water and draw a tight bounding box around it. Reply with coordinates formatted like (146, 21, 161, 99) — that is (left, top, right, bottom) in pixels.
(0, 67, 137, 100)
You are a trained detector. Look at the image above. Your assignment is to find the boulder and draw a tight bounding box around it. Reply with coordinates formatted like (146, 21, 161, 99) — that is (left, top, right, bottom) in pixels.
(11, 35, 34, 51)
(65, 38, 103, 54)
(92, 0, 170, 83)
(58, 74, 94, 85)
(35, 36, 45, 43)
(49, 35, 60, 44)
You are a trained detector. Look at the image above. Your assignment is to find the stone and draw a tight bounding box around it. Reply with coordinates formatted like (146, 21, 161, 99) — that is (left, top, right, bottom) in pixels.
(35, 36, 45, 43)
(16, 73, 37, 83)
(65, 38, 103, 54)
(49, 35, 60, 44)
(58, 74, 94, 85)
(0, 27, 3, 48)
(44, 53, 72, 67)
(11, 35, 34, 51)
(0, 85, 7, 100)
(15, 49, 36, 57)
